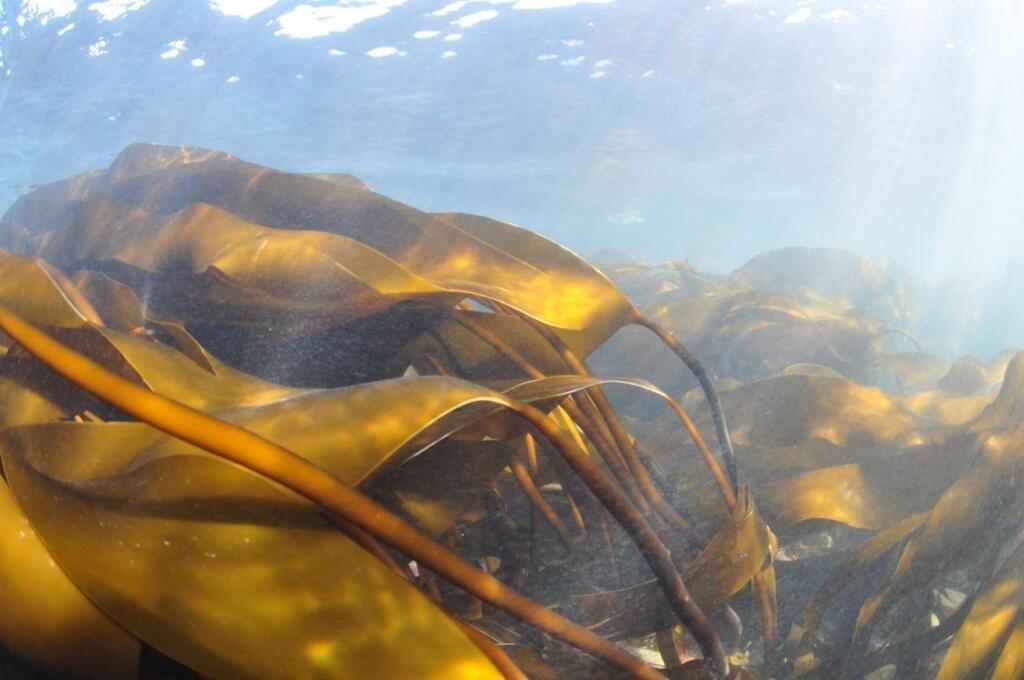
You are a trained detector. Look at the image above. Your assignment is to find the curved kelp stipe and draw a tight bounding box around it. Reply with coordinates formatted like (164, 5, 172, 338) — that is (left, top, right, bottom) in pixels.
(0, 302, 664, 680)
(505, 375, 737, 512)
(633, 316, 740, 494)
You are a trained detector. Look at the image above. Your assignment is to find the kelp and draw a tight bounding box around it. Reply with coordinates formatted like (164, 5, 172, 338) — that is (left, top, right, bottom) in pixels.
(0, 144, 1022, 679)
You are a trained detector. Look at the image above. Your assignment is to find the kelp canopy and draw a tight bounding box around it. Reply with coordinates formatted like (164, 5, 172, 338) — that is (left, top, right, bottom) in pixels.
(0, 144, 1022, 679)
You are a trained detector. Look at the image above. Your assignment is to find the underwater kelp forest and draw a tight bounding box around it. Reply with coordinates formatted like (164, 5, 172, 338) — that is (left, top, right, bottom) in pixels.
(3, 1, 1024, 679)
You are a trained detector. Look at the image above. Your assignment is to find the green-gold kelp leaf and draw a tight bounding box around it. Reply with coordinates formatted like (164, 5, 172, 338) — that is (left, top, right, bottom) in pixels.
(134, 375, 516, 487)
(937, 537, 1024, 680)
(802, 511, 928, 639)
(0, 476, 141, 678)
(0, 322, 306, 428)
(0, 424, 501, 680)
(365, 438, 517, 536)
(0, 249, 306, 426)
(0, 370, 654, 677)
(990, 618, 1024, 680)
(852, 428, 1024, 645)
(0, 145, 638, 373)
(572, 487, 773, 639)
(31, 200, 454, 331)
(0, 250, 95, 329)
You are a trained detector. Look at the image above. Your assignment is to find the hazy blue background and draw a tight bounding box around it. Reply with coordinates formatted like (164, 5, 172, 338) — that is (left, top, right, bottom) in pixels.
(2, 0, 1022, 356)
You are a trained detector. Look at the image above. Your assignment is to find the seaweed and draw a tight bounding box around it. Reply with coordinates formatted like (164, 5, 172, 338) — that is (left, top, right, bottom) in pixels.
(0, 144, 1020, 679)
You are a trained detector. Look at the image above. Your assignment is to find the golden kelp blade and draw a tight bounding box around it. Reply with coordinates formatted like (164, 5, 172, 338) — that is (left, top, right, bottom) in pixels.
(408, 311, 573, 380)
(802, 512, 928, 638)
(0, 321, 306, 428)
(699, 373, 921, 449)
(0, 249, 307, 426)
(1, 144, 637, 353)
(0, 477, 141, 677)
(2, 370, 527, 540)
(576, 488, 772, 639)
(611, 288, 883, 389)
(991, 618, 1024, 680)
(437, 212, 638, 352)
(0, 303, 664, 680)
(0, 251, 95, 329)
(852, 430, 1024, 644)
(132, 375, 516, 487)
(0, 424, 502, 680)
(936, 539, 1024, 680)
(366, 438, 516, 535)
(31, 200, 452, 331)
(971, 352, 1024, 433)
(757, 464, 888, 529)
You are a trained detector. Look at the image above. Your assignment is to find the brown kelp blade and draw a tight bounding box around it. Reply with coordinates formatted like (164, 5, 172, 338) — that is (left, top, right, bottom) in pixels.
(0, 301, 664, 680)
(1, 145, 638, 383)
(852, 428, 1024, 648)
(936, 538, 1024, 680)
(574, 487, 773, 640)
(0, 476, 141, 678)
(0, 424, 503, 680)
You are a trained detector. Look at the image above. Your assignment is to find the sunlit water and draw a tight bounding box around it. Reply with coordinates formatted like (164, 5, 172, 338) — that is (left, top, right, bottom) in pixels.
(2, 2, 1024, 677)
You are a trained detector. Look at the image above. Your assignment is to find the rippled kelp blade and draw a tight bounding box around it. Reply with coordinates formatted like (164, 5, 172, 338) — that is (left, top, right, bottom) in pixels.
(0, 144, 637, 382)
(0, 251, 93, 329)
(0, 424, 501, 680)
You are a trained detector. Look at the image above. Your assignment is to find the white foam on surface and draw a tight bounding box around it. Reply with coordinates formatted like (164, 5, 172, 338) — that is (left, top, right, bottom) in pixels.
(275, 1, 406, 39)
(366, 45, 399, 57)
(561, 56, 584, 66)
(444, 32, 463, 41)
(537, 53, 558, 60)
(821, 9, 856, 23)
(160, 39, 186, 59)
(561, 38, 583, 47)
(590, 70, 605, 78)
(431, 1, 468, 15)
(87, 36, 108, 56)
(328, 48, 346, 55)
(57, 22, 75, 36)
(23, 1, 77, 19)
(226, 75, 240, 82)
(430, 0, 611, 17)
(451, 9, 498, 28)
(594, 58, 612, 68)
(414, 30, 442, 38)
(88, 0, 150, 21)
(441, 50, 458, 58)
(513, 0, 612, 8)
(190, 57, 205, 67)
(783, 7, 812, 24)
(209, 0, 280, 19)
